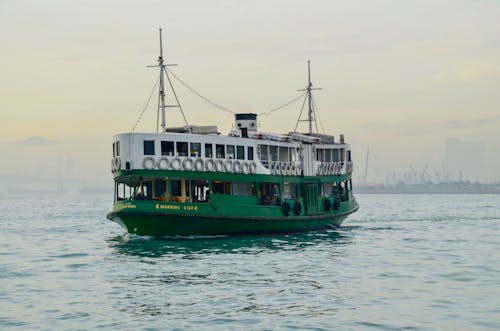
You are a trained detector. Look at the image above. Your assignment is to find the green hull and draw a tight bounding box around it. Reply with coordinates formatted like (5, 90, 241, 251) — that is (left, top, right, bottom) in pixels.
(107, 199, 358, 236)
(107, 211, 355, 236)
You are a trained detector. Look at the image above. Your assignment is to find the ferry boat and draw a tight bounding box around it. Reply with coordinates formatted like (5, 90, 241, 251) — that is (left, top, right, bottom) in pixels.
(107, 30, 358, 236)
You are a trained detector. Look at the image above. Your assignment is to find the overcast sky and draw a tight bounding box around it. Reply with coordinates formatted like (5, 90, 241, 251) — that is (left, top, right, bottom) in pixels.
(1, 0, 499, 187)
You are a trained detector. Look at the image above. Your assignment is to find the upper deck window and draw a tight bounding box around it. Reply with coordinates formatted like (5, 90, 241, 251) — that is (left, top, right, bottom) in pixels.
(216, 144, 225, 158)
(116, 141, 120, 157)
(278, 147, 289, 162)
(333, 149, 340, 162)
(205, 143, 213, 158)
(143, 140, 155, 155)
(290, 148, 297, 162)
(227, 145, 235, 159)
(269, 146, 278, 161)
(112, 143, 115, 157)
(248, 146, 254, 161)
(161, 141, 174, 156)
(176, 142, 188, 157)
(259, 145, 268, 161)
(236, 146, 244, 160)
(190, 143, 201, 157)
(325, 149, 332, 162)
(316, 148, 324, 162)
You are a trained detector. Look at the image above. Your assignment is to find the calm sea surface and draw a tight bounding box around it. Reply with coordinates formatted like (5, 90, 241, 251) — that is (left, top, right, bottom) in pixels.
(1, 193, 499, 330)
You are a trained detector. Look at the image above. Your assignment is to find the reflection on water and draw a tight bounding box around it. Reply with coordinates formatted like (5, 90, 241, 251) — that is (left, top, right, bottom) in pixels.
(107, 229, 352, 258)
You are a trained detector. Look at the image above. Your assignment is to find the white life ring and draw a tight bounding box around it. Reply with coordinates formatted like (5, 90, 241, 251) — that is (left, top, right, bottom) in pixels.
(171, 157, 182, 170)
(215, 159, 225, 172)
(249, 162, 257, 174)
(194, 158, 204, 171)
(224, 160, 233, 172)
(157, 157, 169, 170)
(241, 162, 249, 174)
(142, 157, 155, 170)
(232, 160, 241, 173)
(205, 158, 215, 172)
(285, 163, 291, 176)
(183, 157, 194, 171)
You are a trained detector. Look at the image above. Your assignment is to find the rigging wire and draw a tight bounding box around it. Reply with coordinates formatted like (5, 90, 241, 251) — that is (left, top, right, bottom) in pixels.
(257, 91, 307, 116)
(132, 74, 160, 132)
(166, 68, 235, 115)
(312, 94, 326, 134)
(293, 93, 309, 132)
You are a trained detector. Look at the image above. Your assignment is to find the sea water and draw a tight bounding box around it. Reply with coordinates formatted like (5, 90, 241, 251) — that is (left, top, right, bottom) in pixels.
(1, 193, 499, 330)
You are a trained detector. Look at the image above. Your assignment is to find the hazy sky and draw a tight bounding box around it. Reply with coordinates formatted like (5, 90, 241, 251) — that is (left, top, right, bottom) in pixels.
(1, 0, 500, 187)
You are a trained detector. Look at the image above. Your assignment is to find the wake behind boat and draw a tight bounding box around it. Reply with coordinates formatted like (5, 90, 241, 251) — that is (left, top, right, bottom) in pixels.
(107, 29, 358, 236)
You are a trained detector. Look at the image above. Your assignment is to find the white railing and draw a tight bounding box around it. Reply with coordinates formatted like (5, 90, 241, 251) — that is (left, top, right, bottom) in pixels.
(316, 162, 352, 176)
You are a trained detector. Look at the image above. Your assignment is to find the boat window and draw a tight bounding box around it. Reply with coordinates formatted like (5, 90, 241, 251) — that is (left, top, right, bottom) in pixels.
(279, 147, 289, 162)
(190, 180, 209, 202)
(269, 146, 278, 161)
(236, 145, 244, 160)
(233, 182, 255, 196)
(112, 143, 115, 157)
(316, 148, 325, 162)
(143, 140, 155, 155)
(290, 147, 297, 162)
(176, 142, 188, 157)
(170, 179, 183, 200)
(339, 181, 347, 201)
(216, 144, 225, 158)
(340, 148, 345, 162)
(227, 145, 235, 159)
(322, 183, 335, 197)
(248, 146, 254, 160)
(283, 183, 297, 199)
(259, 145, 268, 161)
(325, 149, 332, 162)
(154, 178, 168, 200)
(135, 180, 153, 200)
(205, 143, 213, 158)
(212, 180, 231, 194)
(258, 182, 280, 206)
(116, 141, 120, 157)
(347, 150, 352, 162)
(161, 141, 174, 156)
(190, 143, 201, 157)
(332, 149, 340, 162)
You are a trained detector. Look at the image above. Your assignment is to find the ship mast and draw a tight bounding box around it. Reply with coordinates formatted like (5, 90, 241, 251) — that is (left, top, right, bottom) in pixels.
(296, 60, 321, 134)
(148, 28, 190, 133)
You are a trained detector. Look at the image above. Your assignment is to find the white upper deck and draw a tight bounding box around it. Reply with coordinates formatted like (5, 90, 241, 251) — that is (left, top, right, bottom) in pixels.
(111, 124, 352, 177)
